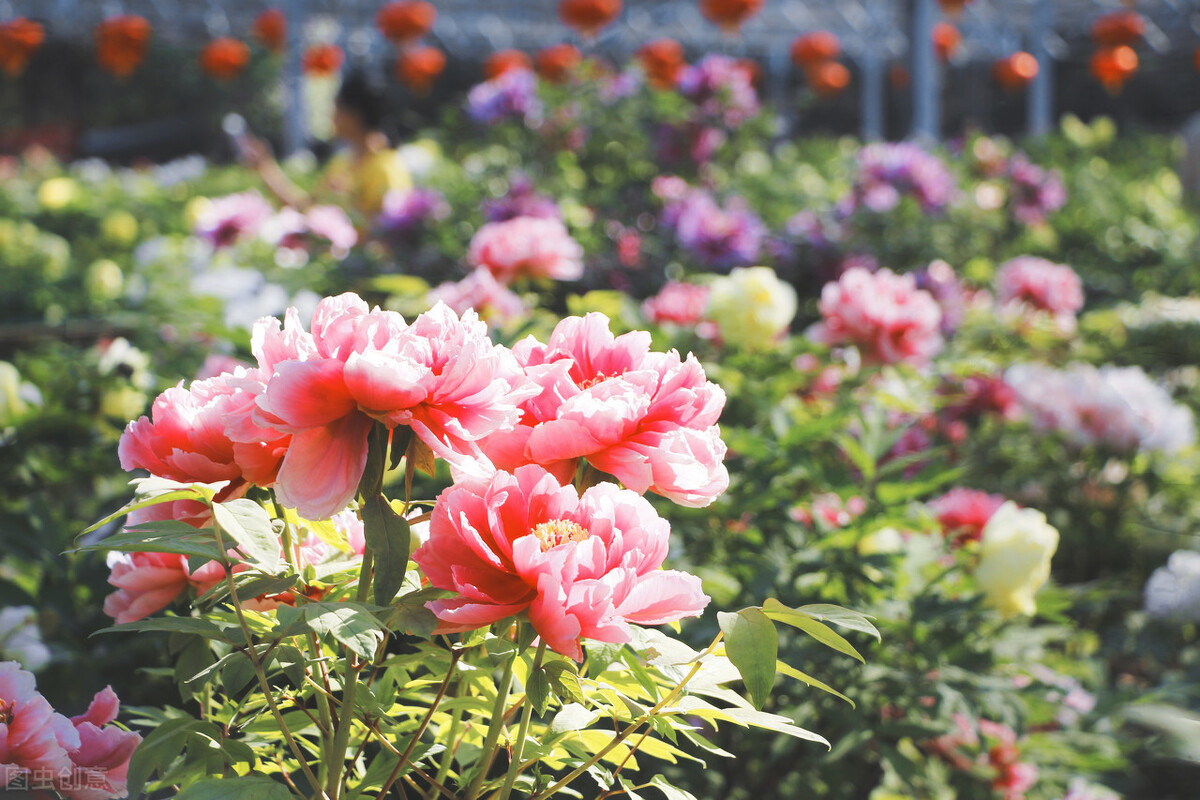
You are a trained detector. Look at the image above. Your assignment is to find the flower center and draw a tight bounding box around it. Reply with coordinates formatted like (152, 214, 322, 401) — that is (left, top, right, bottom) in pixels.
(0, 699, 12, 726)
(577, 371, 621, 391)
(532, 519, 590, 552)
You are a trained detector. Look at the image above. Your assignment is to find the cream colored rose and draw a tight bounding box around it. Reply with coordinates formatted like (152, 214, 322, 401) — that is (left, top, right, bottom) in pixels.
(707, 266, 797, 349)
(974, 502, 1059, 616)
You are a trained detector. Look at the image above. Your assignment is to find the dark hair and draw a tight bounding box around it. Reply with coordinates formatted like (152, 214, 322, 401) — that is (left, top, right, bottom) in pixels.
(336, 69, 387, 132)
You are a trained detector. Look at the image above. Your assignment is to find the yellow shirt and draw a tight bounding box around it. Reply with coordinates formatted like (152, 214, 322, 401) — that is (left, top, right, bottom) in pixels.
(322, 148, 412, 217)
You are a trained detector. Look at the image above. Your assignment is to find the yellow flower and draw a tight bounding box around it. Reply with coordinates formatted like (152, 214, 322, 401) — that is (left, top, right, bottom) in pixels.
(858, 527, 904, 556)
(37, 177, 78, 210)
(707, 266, 797, 350)
(101, 211, 139, 245)
(974, 502, 1059, 616)
(86, 259, 124, 301)
(100, 386, 147, 421)
(183, 196, 212, 229)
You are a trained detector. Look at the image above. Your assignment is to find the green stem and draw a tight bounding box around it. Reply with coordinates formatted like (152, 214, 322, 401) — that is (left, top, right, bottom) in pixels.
(325, 543, 375, 800)
(497, 639, 546, 800)
(527, 633, 724, 800)
(375, 648, 462, 800)
(464, 639, 520, 799)
(432, 696, 464, 793)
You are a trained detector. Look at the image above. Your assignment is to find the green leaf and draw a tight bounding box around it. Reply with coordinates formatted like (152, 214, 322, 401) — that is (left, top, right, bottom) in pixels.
(543, 660, 587, 706)
(212, 499, 282, 571)
(526, 668, 551, 715)
(361, 494, 411, 606)
(93, 616, 236, 641)
(549, 703, 599, 734)
(80, 479, 214, 535)
(72, 521, 226, 562)
(762, 599, 865, 663)
(791, 604, 881, 642)
(125, 716, 210, 797)
(775, 661, 854, 706)
(303, 602, 384, 659)
(648, 774, 701, 800)
(717, 608, 777, 710)
(358, 422, 389, 499)
(234, 573, 299, 601)
(175, 777, 295, 800)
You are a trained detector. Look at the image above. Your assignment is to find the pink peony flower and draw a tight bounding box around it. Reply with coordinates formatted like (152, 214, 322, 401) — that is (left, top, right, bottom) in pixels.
(193, 190, 274, 248)
(428, 268, 529, 328)
(929, 488, 1006, 544)
(808, 267, 944, 365)
(264, 205, 358, 258)
(466, 216, 584, 284)
(412, 465, 709, 660)
(196, 353, 251, 381)
(481, 313, 729, 508)
(59, 687, 141, 800)
(102, 550, 191, 624)
(251, 293, 531, 519)
(995, 256, 1084, 330)
(0, 661, 79, 787)
(119, 367, 291, 499)
(641, 281, 710, 326)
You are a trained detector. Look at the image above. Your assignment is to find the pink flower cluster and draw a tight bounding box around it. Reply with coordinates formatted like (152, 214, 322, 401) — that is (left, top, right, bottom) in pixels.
(808, 267, 944, 365)
(676, 55, 759, 128)
(995, 257, 1084, 331)
(264, 205, 359, 259)
(112, 295, 728, 658)
(467, 216, 584, 284)
(1007, 154, 1067, 227)
(413, 465, 708, 660)
(926, 713, 1038, 800)
(0, 662, 139, 800)
(428, 268, 529, 328)
(480, 313, 729, 508)
(1005, 362, 1195, 455)
(641, 281, 710, 327)
(846, 142, 957, 215)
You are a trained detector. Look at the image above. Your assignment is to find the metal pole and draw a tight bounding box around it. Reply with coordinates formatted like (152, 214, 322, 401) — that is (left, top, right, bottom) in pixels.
(910, 0, 939, 141)
(861, 48, 885, 141)
(1027, 0, 1054, 137)
(281, 0, 308, 157)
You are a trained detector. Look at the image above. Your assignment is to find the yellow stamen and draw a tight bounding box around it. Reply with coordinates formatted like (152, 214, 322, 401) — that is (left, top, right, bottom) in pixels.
(532, 519, 590, 552)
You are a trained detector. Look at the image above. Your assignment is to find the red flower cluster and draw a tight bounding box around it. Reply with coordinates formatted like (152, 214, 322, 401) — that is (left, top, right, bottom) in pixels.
(637, 38, 686, 89)
(377, 1, 437, 44)
(252, 8, 286, 53)
(992, 51, 1037, 91)
(791, 32, 849, 98)
(699, 0, 764, 33)
(484, 49, 532, 80)
(199, 37, 251, 80)
(0, 17, 43, 76)
(94, 15, 152, 78)
(559, 0, 622, 38)
(303, 43, 344, 77)
(535, 43, 582, 84)
(933, 22, 961, 63)
(395, 46, 446, 94)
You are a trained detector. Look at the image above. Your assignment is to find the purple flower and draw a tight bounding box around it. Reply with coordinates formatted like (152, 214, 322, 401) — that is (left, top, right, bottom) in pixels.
(482, 174, 561, 223)
(467, 68, 542, 125)
(1008, 153, 1067, 227)
(846, 142, 957, 215)
(664, 188, 765, 271)
(377, 188, 449, 237)
(676, 55, 759, 128)
(599, 69, 642, 104)
(915, 259, 968, 335)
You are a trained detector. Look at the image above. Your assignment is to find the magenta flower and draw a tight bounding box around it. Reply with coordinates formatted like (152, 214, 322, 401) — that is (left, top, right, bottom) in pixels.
(995, 256, 1083, 331)
(466, 216, 584, 284)
(1007, 153, 1066, 227)
(251, 294, 532, 519)
(676, 55, 759, 127)
(481, 313, 729, 508)
(847, 142, 957, 215)
(662, 189, 764, 271)
(928, 488, 1007, 544)
(428, 268, 529, 328)
(466, 68, 542, 126)
(482, 174, 561, 223)
(193, 190, 274, 248)
(264, 205, 358, 259)
(642, 282, 710, 326)
(808, 267, 944, 365)
(377, 188, 449, 238)
(412, 465, 709, 660)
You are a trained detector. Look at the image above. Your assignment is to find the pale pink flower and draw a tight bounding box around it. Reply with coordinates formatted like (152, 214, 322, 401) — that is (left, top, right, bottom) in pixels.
(196, 353, 251, 380)
(119, 367, 291, 496)
(428, 268, 529, 328)
(929, 488, 1007, 544)
(59, 687, 141, 800)
(252, 294, 531, 519)
(412, 465, 709, 660)
(0, 661, 79, 787)
(102, 551, 190, 624)
(193, 190, 274, 248)
(808, 267, 944, 365)
(466, 216, 584, 284)
(995, 256, 1084, 331)
(481, 313, 729, 508)
(641, 282, 710, 326)
(305, 204, 359, 254)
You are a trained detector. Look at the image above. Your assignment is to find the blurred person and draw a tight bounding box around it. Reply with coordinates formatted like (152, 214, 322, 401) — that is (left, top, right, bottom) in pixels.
(242, 69, 411, 218)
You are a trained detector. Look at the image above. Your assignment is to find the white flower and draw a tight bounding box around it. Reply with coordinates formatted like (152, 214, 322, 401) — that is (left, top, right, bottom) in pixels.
(706, 266, 797, 349)
(0, 606, 49, 672)
(974, 502, 1059, 617)
(398, 140, 440, 180)
(1145, 550, 1200, 622)
(96, 337, 153, 390)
